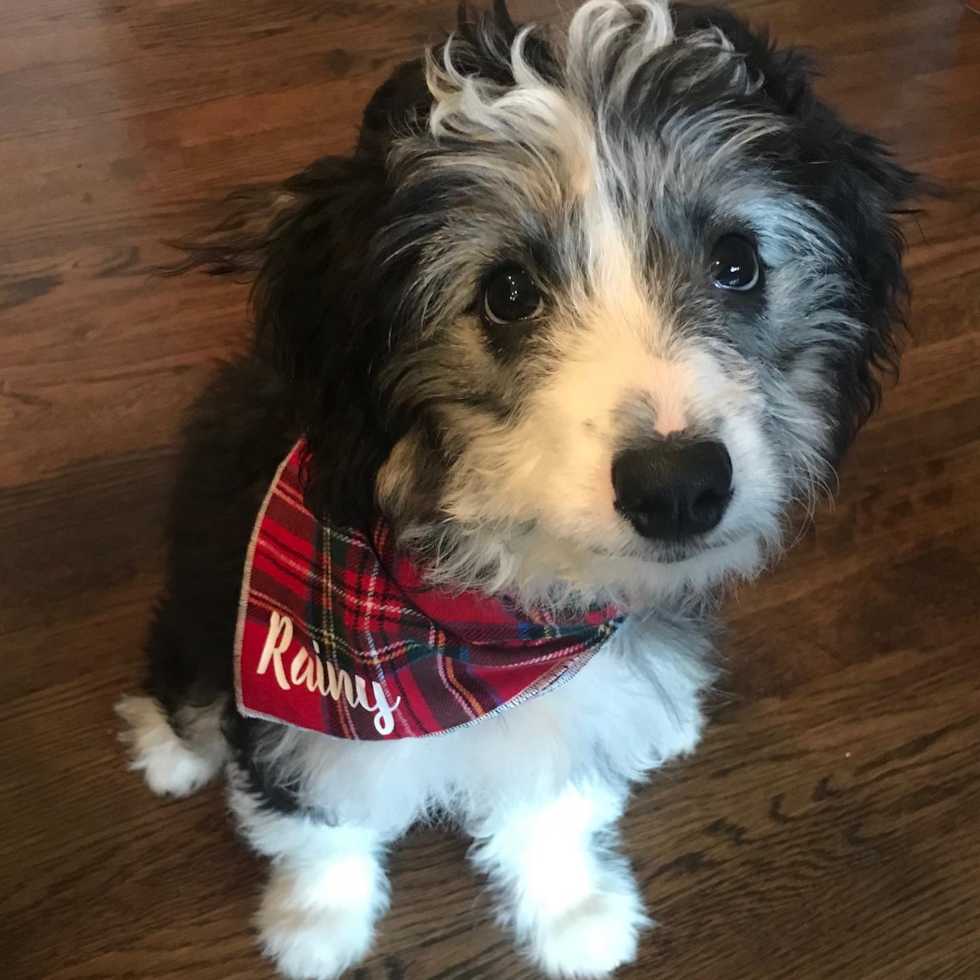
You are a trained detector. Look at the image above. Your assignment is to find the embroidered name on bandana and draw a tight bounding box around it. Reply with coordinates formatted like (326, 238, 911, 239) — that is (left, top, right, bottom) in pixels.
(234, 441, 621, 740)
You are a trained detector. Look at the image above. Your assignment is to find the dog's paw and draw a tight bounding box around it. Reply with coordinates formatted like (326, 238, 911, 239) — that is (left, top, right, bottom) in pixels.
(529, 888, 650, 979)
(258, 911, 373, 980)
(115, 695, 220, 797)
(257, 865, 378, 980)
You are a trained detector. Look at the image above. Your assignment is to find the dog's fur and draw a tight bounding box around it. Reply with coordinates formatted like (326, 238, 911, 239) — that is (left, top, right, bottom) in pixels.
(117, 2, 918, 977)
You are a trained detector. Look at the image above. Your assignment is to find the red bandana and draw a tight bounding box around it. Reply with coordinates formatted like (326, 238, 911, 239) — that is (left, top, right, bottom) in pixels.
(235, 441, 621, 740)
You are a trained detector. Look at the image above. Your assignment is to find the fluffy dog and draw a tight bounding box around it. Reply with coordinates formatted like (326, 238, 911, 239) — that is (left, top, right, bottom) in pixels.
(118, 2, 918, 977)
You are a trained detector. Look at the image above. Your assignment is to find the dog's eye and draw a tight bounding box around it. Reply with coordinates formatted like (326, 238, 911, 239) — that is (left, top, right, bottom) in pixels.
(709, 235, 761, 292)
(483, 266, 542, 324)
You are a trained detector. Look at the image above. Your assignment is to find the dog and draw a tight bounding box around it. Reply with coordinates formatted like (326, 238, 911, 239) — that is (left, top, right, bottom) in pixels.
(117, 2, 919, 978)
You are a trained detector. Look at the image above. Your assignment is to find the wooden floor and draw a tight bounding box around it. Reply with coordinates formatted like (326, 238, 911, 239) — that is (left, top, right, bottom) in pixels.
(2, 2, 979, 978)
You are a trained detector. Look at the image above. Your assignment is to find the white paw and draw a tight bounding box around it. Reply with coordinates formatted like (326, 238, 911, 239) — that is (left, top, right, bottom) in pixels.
(529, 888, 650, 979)
(257, 865, 380, 980)
(115, 695, 220, 797)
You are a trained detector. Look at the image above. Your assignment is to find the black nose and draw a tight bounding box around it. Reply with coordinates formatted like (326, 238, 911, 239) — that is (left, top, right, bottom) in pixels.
(612, 440, 733, 542)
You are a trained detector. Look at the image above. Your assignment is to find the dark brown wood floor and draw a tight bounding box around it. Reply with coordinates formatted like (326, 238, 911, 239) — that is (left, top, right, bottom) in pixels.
(2, 2, 979, 979)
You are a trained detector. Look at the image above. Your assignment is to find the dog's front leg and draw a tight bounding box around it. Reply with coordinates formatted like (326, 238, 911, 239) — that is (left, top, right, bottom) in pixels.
(230, 774, 393, 980)
(468, 781, 650, 978)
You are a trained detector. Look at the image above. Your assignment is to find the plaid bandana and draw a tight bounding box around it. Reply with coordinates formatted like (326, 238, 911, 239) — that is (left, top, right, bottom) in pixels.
(235, 440, 622, 740)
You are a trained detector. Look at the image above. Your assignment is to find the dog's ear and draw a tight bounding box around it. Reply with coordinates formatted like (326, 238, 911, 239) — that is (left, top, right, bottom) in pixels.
(167, 152, 396, 524)
(669, 4, 812, 114)
(804, 126, 922, 459)
(442, 0, 560, 85)
(357, 4, 557, 151)
(358, 58, 431, 156)
(672, 3, 923, 455)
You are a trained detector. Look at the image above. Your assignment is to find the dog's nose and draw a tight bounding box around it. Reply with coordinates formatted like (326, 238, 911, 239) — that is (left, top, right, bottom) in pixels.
(612, 440, 733, 542)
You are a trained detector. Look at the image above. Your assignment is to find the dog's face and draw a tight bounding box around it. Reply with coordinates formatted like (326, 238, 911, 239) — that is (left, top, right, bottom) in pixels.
(181, 1, 916, 611)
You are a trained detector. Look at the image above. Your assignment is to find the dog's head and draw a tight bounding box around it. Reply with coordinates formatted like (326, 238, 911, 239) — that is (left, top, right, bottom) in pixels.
(178, 0, 918, 611)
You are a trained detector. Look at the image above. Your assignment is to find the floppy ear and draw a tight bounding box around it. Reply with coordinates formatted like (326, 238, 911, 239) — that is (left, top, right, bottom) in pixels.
(358, 57, 431, 156)
(669, 3, 813, 113)
(356, 0, 554, 159)
(451, 0, 560, 83)
(167, 153, 395, 524)
(672, 3, 923, 456)
(807, 127, 922, 459)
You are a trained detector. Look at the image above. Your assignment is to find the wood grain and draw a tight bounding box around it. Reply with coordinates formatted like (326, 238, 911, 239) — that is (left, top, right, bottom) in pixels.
(1, 2, 978, 979)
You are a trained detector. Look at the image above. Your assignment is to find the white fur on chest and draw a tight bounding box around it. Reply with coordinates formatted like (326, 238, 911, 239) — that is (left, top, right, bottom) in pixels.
(249, 615, 714, 834)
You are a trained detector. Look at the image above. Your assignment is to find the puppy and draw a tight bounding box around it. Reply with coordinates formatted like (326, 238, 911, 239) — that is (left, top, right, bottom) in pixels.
(118, 2, 918, 978)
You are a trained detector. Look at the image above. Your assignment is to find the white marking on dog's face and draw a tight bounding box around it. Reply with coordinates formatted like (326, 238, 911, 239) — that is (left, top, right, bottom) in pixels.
(429, 207, 787, 605)
(372, 1, 886, 610)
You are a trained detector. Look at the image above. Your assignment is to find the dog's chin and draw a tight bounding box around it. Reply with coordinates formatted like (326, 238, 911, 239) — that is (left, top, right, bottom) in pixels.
(641, 535, 745, 565)
(595, 529, 761, 569)
(641, 541, 717, 565)
(397, 514, 768, 611)
(632, 533, 767, 595)
(510, 532, 768, 613)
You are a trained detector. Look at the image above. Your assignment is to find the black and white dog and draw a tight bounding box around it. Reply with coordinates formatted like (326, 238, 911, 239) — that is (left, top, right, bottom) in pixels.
(118, 2, 918, 977)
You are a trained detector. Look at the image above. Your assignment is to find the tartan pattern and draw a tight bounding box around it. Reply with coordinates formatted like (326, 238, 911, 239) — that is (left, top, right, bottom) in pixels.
(235, 440, 622, 740)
